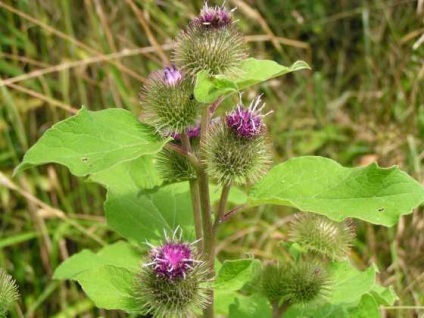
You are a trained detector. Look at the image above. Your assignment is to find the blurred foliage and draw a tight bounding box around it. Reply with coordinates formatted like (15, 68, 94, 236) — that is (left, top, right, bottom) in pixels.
(0, 0, 423, 317)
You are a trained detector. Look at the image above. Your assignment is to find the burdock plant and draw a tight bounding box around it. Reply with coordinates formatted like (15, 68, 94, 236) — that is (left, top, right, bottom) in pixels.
(0, 269, 19, 318)
(15, 1, 424, 318)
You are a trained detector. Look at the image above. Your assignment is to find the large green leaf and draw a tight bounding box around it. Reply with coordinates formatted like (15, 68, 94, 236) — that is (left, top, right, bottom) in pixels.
(53, 242, 141, 280)
(104, 181, 195, 243)
(248, 156, 424, 226)
(15, 107, 169, 176)
(93, 155, 246, 242)
(194, 58, 310, 103)
(53, 242, 142, 312)
(73, 265, 138, 311)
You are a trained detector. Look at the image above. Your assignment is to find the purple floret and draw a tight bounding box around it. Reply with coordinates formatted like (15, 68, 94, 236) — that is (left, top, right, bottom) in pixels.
(150, 242, 193, 280)
(171, 124, 201, 140)
(163, 65, 182, 86)
(194, 4, 233, 28)
(226, 96, 266, 138)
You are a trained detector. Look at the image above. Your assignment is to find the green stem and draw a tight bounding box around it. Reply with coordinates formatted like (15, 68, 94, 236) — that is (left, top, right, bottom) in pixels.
(197, 106, 214, 318)
(197, 168, 214, 318)
(189, 179, 203, 252)
(272, 301, 289, 318)
(213, 183, 231, 231)
(180, 132, 203, 252)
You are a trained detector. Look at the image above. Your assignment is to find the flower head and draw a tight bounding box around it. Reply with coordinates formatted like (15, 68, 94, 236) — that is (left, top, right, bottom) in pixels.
(226, 95, 268, 138)
(194, 3, 233, 28)
(141, 66, 200, 134)
(163, 65, 182, 86)
(134, 229, 210, 317)
(203, 96, 272, 185)
(174, 3, 245, 76)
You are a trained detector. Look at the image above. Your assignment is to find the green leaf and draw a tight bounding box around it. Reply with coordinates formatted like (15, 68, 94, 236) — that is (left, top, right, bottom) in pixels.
(89, 155, 162, 191)
(53, 242, 141, 280)
(105, 182, 195, 243)
(75, 265, 138, 311)
(369, 285, 397, 306)
(228, 294, 272, 318)
(248, 156, 424, 226)
(194, 58, 310, 103)
(215, 259, 259, 291)
(53, 242, 142, 312)
(348, 294, 380, 318)
(329, 261, 376, 304)
(15, 107, 170, 176)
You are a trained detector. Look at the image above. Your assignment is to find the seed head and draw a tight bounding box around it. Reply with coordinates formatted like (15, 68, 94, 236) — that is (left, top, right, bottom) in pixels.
(290, 213, 356, 260)
(0, 268, 19, 317)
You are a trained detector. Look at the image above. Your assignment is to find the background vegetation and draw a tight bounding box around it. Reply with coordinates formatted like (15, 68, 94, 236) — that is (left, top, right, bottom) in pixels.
(0, 0, 423, 317)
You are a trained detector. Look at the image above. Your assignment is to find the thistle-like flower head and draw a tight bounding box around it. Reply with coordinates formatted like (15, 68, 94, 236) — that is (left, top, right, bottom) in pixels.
(194, 3, 233, 28)
(141, 65, 200, 134)
(134, 229, 210, 317)
(226, 95, 267, 138)
(174, 3, 246, 76)
(0, 268, 19, 317)
(163, 65, 182, 86)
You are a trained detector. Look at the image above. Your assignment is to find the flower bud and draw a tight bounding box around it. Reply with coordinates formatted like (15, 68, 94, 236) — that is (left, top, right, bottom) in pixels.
(203, 95, 271, 185)
(259, 262, 289, 302)
(141, 65, 200, 135)
(290, 213, 355, 260)
(174, 4, 246, 76)
(284, 262, 331, 306)
(0, 268, 19, 317)
(156, 125, 200, 183)
(134, 230, 210, 317)
(259, 261, 330, 307)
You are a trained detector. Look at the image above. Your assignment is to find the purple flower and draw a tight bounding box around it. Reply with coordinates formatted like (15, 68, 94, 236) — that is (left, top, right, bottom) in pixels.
(171, 123, 201, 140)
(163, 65, 182, 86)
(148, 242, 194, 280)
(226, 95, 268, 138)
(194, 4, 233, 28)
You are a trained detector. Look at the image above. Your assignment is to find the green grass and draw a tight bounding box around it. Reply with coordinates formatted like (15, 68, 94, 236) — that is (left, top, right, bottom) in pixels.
(0, 0, 423, 317)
